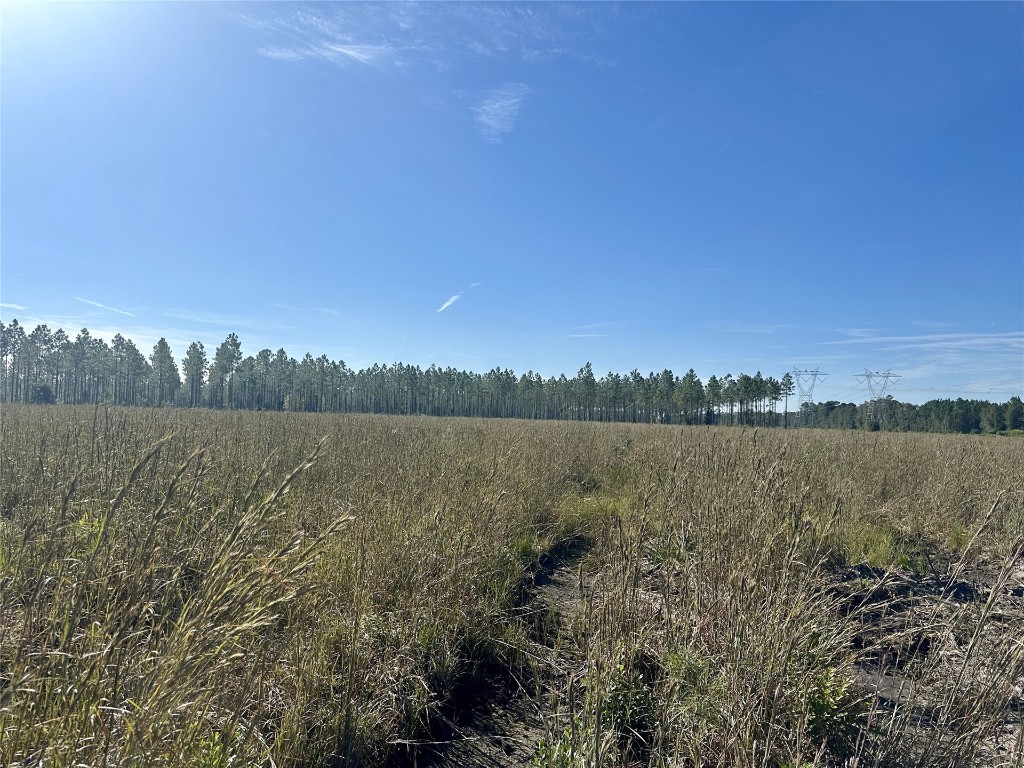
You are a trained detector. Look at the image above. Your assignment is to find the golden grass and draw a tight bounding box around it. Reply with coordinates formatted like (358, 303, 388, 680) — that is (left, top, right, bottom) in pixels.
(1, 406, 1021, 767)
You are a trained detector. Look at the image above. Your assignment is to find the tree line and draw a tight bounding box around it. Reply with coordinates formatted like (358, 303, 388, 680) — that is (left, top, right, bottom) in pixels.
(2, 320, 1021, 433)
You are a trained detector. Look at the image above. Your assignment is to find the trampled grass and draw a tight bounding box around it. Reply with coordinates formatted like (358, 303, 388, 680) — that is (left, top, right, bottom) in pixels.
(1, 405, 1021, 766)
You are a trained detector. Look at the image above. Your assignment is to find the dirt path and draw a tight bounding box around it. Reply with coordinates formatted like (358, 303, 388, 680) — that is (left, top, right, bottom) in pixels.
(412, 549, 1024, 767)
(413, 539, 591, 768)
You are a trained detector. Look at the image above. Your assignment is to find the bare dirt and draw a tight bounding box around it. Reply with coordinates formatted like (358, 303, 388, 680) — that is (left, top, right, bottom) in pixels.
(410, 538, 592, 768)
(833, 558, 1024, 767)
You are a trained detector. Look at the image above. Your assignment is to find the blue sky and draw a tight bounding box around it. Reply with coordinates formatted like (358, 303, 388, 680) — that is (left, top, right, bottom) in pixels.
(2, 2, 1021, 403)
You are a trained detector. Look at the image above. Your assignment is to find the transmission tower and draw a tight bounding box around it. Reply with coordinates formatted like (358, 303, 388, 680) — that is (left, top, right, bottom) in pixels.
(855, 369, 900, 401)
(856, 370, 900, 425)
(792, 368, 828, 409)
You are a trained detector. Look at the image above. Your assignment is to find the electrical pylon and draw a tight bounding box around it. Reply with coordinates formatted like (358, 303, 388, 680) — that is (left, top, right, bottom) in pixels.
(855, 369, 900, 401)
(856, 370, 900, 425)
(792, 368, 828, 409)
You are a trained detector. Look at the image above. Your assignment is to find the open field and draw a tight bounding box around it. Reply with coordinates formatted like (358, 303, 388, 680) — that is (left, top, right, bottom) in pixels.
(1, 405, 1022, 767)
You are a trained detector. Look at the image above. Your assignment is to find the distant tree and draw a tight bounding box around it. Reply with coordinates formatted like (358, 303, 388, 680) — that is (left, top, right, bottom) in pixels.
(765, 377, 782, 427)
(182, 342, 208, 408)
(252, 349, 273, 410)
(1, 320, 26, 401)
(111, 334, 149, 406)
(628, 369, 644, 422)
(232, 355, 259, 410)
(722, 374, 737, 425)
(602, 371, 623, 422)
(704, 374, 722, 425)
(653, 369, 675, 423)
(576, 363, 597, 420)
(270, 349, 295, 410)
(69, 329, 113, 404)
(736, 373, 754, 425)
(675, 369, 704, 424)
(1006, 396, 1024, 431)
(67, 328, 91, 404)
(27, 324, 55, 400)
(47, 328, 70, 403)
(780, 372, 795, 428)
(150, 339, 181, 406)
(979, 402, 1006, 433)
(207, 333, 242, 408)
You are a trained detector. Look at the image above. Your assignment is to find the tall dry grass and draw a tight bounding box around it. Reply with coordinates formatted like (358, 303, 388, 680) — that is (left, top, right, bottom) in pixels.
(1, 406, 1021, 767)
(534, 428, 1023, 767)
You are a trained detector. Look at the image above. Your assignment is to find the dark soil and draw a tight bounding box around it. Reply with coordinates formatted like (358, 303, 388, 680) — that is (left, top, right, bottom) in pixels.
(410, 536, 593, 768)
(831, 557, 1024, 767)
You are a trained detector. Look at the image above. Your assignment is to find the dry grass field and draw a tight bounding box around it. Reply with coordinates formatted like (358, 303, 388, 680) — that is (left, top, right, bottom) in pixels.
(1, 405, 1021, 767)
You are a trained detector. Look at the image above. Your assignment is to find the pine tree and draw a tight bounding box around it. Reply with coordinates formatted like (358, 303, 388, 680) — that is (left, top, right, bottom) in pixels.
(182, 342, 208, 408)
(207, 333, 242, 409)
(780, 372, 795, 428)
(150, 339, 181, 406)
(1005, 396, 1024, 431)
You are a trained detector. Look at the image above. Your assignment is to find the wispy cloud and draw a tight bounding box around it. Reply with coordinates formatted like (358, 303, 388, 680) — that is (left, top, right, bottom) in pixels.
(241, 4, 610, 72)
(573, 320, 621, 331)
(76, 297, 135, 317)
(473, 83, 531, 143)
(818, 330, 1024, 399)
(257, 47, 305, 62)
(436, 293, 463, 313)
(835, 327, 887, 339)
(265, 41, 392, 67)
(241, 6, 612, 139)
(0, 303, 28, 311)
(159, 308, 275, 330)
(244, 10, 395, 68)
(273, 303, 347, 319)
(323, 42, 392, 65)
(567, 333, 606, 338)
(388, 335, 409, 360)
(710, 323, 797, 335)
(911, 320, 956, 329)
(824, 330, 1022, 352)
(434, 281, 483, 314)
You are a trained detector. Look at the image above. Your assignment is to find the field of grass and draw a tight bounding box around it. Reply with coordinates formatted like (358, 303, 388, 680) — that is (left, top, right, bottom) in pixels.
(1, 405, 1021, 767)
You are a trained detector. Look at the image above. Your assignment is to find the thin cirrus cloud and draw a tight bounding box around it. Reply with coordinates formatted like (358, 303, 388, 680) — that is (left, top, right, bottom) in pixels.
(257, 42, 392, 66)
(825, 330, 1022, 354)
(241, 4, 605, 71)
(436, 281, 484, 313)
(472, 83, 532, 143)
(436, 293, 463, 313)
(75, 297, 135, 317)
(272, 303, 344, 317)
(710, 323, 798, 335)
(240, 6, 606, 141)
(822, 330, 1024, 396)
